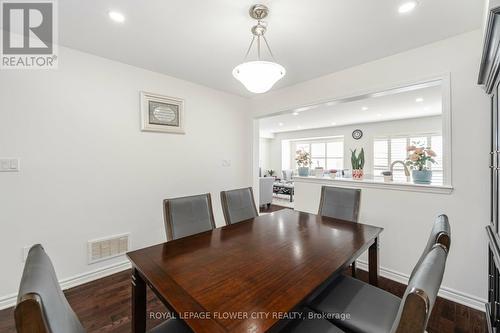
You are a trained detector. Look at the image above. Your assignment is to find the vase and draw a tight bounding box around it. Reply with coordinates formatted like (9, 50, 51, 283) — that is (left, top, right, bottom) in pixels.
(412, 170, 432, 184)
(298, 167, 309, 177)
(314, 167, 324, 178)
(353, 169, 364, 180)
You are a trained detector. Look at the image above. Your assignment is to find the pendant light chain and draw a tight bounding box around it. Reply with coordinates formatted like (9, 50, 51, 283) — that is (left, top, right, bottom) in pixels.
(242, 18, 276, 62)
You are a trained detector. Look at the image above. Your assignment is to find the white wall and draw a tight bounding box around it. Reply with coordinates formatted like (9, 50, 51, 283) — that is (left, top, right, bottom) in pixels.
(251, 30, 490, 310)
(265, 116, 442, 177)
(259, 137, 273, 174)
(0, 46, 252, 305)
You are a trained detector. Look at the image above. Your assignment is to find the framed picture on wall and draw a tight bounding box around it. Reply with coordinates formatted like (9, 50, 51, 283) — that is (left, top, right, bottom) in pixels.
(140, 91, 185, 134)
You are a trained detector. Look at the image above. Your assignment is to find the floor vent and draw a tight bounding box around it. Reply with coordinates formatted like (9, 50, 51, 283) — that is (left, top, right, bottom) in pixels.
(88, 233, 129, 264)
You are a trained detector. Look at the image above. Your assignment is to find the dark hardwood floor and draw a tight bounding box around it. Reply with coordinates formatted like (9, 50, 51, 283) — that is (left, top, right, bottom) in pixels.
(260, 203, 289, 213)
(0, 203, 487, 333)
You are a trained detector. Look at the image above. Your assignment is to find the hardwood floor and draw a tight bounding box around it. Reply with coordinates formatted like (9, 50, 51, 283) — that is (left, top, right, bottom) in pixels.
(0, 204, 487, 333)
(259, 203, 289, 213)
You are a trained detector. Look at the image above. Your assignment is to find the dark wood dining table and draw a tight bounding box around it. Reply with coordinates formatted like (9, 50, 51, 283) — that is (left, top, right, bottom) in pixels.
(127, 209, 383, 333)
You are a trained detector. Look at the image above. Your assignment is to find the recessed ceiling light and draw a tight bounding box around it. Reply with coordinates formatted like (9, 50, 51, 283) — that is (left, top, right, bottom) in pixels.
(415, 97, 424, 103)
(331, 122, 337, 126)
(279, 122, 284, 126)
(292, 111, 299, 116)
(377, 113, 382, 117)
(398, 1, 418, 14)
(108, 11, 125, 23)
(423, 107, 430, 111)
(297, 125, 302, 129)
(362, 106, 369, 111)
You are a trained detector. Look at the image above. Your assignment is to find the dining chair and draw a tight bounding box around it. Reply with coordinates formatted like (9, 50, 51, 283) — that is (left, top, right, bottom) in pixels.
(15, 244, 192, 333)
(308, 215, 451, 333)
(318, 186, 361, 276)
(163, 193, 216, 241)
(409, 214, 450, 280)
(318, 186, 361, 222)
(220, 187, 259, 225)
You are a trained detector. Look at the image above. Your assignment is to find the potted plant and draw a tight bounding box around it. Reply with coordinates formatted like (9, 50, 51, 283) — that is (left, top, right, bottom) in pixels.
(295, 150, 311, 176)
(267, 169, 275, 178)
(405, 145, 437, 184)
(351, 148, 365, 180)
(328, 169, 338, 179)
(381, 171, 392, 182)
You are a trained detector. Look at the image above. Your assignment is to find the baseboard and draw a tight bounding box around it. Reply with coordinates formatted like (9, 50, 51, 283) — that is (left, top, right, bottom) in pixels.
(0, 260, 131, 310)
(0, 258, 486, 313)
(356, 260, 487, 312)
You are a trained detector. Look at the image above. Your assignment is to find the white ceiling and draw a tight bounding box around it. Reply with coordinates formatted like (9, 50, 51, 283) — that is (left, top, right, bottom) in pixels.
(259, 84, 442, 137)
(59, 0, 483, 96)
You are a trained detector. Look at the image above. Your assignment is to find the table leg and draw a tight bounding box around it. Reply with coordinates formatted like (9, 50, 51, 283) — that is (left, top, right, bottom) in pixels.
(132, 268, 147, 333)
(368, 237, 379, 287)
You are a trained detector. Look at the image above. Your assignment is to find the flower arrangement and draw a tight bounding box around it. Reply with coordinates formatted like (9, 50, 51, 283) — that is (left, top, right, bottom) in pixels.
(405, 144, 437, 184)
(295, 150, 312, 167)
(350, 148, 365, 179)
(295, 150, 312, 176)
(405, 145, 437, 171)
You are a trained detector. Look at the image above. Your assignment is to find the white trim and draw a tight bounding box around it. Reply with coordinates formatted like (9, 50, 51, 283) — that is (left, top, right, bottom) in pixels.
(294, 176, 453, 194)
(0, 293, 17, 311)
(0, 260, 131, 310)
(356, 260, 486, 312)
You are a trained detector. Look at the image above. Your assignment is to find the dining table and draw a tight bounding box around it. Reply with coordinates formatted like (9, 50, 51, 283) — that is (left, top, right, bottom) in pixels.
(127, 209, 383, 333)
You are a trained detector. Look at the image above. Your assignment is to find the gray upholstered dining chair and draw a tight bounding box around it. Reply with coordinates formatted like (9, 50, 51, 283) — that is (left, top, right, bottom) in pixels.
(163, 193, 216, 241)
(318, 186, 362, 276)
(308, 215, 451, 333)
(15, 244, 192, 333)
(318, 186, 361, 222)
(220, 187, 259, 225)
(409, 214, 450, 280)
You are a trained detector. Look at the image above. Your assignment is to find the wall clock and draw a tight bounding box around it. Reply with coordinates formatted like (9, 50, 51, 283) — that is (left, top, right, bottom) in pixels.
(352, 129, 363, 140)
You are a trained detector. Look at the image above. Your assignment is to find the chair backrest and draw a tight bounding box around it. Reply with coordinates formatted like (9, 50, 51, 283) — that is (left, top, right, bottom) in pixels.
(220, 187, 259, 225)
(163, 193, 216, 241)
(282, 170, 293, 181)
(15, 244, 86, 333)
(391, 244, 449, 333)
(259, 177, 275, 206)
(318, 186, 361, 222)
(410, 214, 451, 280)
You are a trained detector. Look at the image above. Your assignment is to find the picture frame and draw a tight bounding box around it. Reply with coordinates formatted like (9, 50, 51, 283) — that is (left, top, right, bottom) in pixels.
(140, 91, 185, 134)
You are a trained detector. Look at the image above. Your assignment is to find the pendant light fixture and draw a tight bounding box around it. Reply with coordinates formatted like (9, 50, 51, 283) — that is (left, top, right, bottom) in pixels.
(232, 4, 286, 94)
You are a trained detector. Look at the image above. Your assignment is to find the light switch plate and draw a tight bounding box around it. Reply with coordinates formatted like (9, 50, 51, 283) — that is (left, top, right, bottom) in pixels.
(222, 159, 231, 167)
(0, 158, 19, 172)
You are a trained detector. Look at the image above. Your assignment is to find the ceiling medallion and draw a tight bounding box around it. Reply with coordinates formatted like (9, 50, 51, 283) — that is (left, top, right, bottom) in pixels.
(232, 4, 286, 94)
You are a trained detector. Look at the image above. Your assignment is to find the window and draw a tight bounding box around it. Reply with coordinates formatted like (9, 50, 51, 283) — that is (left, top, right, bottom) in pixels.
(292, 137, 344, 170)
(373, 134, 443, 183)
